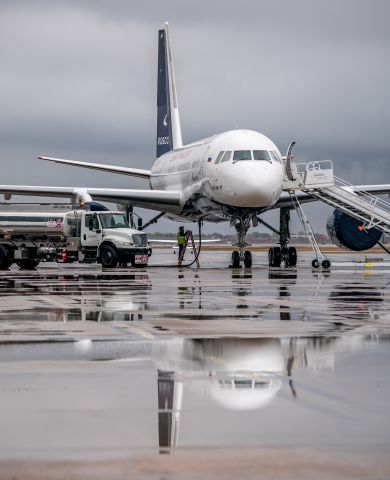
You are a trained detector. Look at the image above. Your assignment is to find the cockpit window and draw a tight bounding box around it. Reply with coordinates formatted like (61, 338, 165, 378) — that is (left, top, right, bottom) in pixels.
(215, 151, 225, 164)
(270, 151, 281, 163)
(234, 379, 252, 388)
(233, 150, 252, 161)
(253, 150, 271, 161)
(220, 151, 232, 163)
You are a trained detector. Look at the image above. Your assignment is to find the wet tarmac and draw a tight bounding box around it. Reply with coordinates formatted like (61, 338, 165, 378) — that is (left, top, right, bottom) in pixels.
(0, 250, 389, 479)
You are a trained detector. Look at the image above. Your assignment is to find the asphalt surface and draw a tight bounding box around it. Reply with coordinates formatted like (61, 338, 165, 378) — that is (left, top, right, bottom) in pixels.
(0, 249, 389, 479)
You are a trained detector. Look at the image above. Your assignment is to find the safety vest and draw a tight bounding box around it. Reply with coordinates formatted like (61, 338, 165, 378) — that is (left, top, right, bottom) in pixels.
(177, 232, 186, 245)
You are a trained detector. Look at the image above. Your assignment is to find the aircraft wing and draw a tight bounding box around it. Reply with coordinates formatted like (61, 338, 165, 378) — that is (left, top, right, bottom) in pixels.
(274, 184, 390, 209)
(38, 156, 151, 179)
(0, 185, 181, 213)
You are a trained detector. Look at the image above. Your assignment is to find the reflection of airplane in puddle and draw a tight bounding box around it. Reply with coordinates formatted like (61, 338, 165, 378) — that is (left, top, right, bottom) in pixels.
(155, 338, 284, 452)
(152, 332, 381, 452)
(268, 271, 297, 321)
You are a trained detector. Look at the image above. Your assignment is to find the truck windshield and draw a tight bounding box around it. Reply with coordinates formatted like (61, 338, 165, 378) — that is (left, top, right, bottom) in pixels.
(99, 213, 129, 229)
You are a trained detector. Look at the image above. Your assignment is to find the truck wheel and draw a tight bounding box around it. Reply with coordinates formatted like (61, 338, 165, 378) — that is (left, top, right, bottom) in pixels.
(17, 259, 40, 270)
(0, 246, 12, 270)
(100, 244, 118, 268)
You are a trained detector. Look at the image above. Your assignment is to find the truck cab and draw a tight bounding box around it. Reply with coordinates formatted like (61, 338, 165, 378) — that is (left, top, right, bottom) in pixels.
(67, 210, 152, 268)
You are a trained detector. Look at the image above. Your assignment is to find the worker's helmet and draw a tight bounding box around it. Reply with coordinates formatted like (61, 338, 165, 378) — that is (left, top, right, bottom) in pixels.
(179, 225, 185, 231)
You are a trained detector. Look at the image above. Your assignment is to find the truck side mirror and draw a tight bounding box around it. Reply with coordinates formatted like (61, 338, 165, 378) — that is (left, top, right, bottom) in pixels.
(137, 218, 142, 229)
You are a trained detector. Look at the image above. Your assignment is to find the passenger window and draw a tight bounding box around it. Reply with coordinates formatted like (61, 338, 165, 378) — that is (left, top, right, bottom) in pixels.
(220, 151, 232, 162)
(253, 150, 271, 161)
(233, 150, 252, 161)
(215, 151, 225, 164)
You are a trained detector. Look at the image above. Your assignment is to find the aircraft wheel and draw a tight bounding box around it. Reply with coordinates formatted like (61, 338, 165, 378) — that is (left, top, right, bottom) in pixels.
(244, 251, 252, 268)
(17, 259, 39, 270)
(231, 251, 240, 268)
(312, 259, 320, 269)
(288, 247, 297, 267)
(0, 246, 12, 270)
(322, 259, 331, 269)
(100, 244, 118, 268)
(268, 247, 281, 267)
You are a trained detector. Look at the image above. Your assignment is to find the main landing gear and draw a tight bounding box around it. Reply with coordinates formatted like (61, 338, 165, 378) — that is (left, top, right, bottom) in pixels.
(268, 246, 297, 268)
(230, 217, 252, 268)
(268, 208, 297, 268)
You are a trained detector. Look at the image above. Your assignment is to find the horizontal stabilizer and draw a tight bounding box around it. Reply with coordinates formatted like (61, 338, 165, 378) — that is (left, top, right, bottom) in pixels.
(38, 156, 151, 179)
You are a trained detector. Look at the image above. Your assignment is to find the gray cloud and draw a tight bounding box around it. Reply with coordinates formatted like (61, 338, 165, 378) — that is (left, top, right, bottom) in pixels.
(0, 0, 389, 232)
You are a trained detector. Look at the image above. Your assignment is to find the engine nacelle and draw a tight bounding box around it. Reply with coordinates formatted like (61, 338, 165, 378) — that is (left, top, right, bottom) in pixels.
(326, 209, 382, 251)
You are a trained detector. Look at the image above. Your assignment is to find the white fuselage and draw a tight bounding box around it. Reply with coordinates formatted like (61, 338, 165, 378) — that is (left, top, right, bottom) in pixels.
(150, 129, 284, 220)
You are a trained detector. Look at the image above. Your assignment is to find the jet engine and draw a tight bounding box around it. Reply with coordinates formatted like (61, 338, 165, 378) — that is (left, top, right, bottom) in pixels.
(326, 209, 382, 251)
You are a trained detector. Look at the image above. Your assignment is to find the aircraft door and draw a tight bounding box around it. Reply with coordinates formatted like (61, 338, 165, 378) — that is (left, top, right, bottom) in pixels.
(191, 159, 201, 182)
(199, 146, 210, 180)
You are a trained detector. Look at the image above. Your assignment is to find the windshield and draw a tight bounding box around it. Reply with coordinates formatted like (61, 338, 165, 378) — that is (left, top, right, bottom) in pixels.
(233, 150, 252, 161)
(270, 150, 282, 163)
(99, 213, 129, 229)
(221, 151, 232, 162)
(253, 150, 271, 161)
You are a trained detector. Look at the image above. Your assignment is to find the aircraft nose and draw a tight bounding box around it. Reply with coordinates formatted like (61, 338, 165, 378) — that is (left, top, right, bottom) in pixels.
(226, 162, 283, 208)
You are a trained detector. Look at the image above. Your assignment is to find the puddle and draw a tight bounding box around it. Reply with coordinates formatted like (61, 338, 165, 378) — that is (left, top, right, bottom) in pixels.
(0, 251, 389, 466)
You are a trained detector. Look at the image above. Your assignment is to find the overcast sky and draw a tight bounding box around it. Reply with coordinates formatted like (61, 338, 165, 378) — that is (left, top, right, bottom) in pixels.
(0, 0, 389, 233)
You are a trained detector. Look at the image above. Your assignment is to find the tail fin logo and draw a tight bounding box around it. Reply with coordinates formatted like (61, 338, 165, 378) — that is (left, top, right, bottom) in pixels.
(163, 114, 168, 127)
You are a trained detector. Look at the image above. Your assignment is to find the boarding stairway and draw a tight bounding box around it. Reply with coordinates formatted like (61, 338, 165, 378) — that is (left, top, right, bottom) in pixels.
(283, 160, 390, 235)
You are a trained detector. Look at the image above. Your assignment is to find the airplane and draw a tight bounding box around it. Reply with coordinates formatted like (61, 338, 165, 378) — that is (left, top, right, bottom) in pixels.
(1, 23, 389, 269)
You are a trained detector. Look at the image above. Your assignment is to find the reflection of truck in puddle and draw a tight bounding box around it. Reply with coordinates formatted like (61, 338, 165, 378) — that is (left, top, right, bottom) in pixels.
(0, 204, 152, 269)
(38, 272, 151, 322)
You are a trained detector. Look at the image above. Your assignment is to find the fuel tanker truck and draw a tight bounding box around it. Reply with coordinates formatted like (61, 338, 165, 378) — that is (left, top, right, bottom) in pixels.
(0, 203, 151, 269)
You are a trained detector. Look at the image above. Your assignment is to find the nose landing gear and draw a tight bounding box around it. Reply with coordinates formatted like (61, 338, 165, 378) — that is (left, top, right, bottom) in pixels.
(231, 217, 252, 268)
